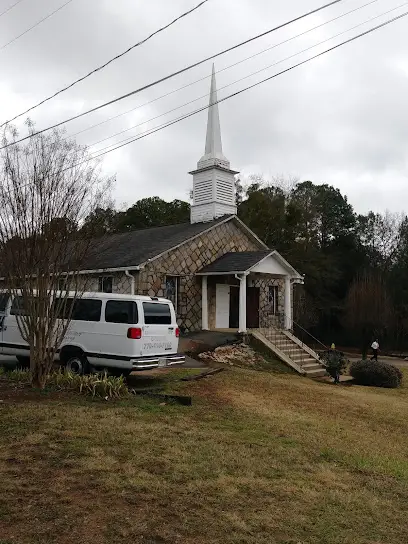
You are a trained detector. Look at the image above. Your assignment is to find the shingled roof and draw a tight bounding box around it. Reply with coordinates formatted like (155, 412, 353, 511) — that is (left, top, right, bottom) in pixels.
(197, 251, 272, 274)
(81, 216, 234, 271)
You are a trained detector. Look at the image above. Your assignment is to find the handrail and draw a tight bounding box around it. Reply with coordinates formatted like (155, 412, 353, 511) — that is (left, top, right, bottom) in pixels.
(272, 310, 327, 351)
(261, 311, 328, 351)
(289, 317, 328, 351)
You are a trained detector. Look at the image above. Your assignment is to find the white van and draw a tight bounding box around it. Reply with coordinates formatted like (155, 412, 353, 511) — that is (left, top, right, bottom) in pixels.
(0, 292, 185, 375)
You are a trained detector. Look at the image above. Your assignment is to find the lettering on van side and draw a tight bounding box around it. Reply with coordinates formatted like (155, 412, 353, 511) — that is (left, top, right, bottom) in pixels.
(143, 342, 172, 351)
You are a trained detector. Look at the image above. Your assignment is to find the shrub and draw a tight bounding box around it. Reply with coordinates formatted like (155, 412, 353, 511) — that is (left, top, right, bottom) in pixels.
(321, 350, 347, 382)
(350, 360, 403, 389)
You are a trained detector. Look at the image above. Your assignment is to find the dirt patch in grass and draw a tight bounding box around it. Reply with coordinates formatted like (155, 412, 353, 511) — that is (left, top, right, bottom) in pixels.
(0, 379, 75, 404)
(1, 368, 408, 543)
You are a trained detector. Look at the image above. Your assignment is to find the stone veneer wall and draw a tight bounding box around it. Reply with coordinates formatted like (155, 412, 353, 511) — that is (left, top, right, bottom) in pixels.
(134, 219, 263, 331)
(251, 275, 285, 328)
(76, 273, 136, 296)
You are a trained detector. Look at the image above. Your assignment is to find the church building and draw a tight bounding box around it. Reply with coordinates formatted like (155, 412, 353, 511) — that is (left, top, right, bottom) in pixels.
(81, 65, 303, 334)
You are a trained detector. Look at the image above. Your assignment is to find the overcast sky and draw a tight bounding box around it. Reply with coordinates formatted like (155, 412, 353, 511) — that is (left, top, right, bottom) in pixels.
(1, 0, 407, 213)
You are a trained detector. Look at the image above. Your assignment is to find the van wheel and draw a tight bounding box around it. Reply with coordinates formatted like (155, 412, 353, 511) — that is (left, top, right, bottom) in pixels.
(16, 356, 30, 368)
(64, 353, 89, 375)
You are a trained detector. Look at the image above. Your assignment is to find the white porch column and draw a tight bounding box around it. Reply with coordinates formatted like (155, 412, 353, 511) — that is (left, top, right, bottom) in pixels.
(238, 274, 247, 333)
(284, 276, 292, 330)
(202, 276, 209, 330)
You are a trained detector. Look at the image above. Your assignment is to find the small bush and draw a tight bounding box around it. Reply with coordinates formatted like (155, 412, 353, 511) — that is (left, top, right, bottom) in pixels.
(321, 350, 347, 382)
(350, 360, 403, 389)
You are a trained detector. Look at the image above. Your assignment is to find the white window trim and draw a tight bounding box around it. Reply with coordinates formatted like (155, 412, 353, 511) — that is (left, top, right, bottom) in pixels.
(98, 275, 113, 294)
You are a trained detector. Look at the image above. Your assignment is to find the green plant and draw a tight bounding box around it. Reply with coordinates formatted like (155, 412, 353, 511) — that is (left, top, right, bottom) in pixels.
(350, 360, 403, 389)
(48, 370, 129, 398)
(5, 368, 31, 383)
(2, 368, 130, 399)
(321, 350, 347, 383)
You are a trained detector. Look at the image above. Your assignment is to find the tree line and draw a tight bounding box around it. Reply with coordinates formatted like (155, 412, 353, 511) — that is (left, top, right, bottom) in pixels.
(1, 122, 405, 388)
(82, 176, 408, 354)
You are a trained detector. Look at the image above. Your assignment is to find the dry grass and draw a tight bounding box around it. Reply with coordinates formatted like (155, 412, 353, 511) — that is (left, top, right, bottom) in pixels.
(1, 367, 408, 543)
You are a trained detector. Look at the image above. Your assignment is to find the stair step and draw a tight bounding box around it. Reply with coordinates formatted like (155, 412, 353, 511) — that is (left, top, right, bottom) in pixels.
(274, 342, 300, 349)
(302, 363, 323, 370)
(305, 369, 327, 377)
(252, 330, 326, 379)
(291, 355, 316, 362)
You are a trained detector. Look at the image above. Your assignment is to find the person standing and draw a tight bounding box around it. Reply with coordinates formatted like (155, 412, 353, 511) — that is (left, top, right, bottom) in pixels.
(371, 340, 379, 361)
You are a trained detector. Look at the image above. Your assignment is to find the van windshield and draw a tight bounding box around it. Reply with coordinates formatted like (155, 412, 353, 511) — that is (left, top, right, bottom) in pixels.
(143, 302, 171, 325)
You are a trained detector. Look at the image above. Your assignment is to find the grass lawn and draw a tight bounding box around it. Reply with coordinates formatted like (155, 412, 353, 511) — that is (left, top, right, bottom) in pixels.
(1, 363, 408, 544)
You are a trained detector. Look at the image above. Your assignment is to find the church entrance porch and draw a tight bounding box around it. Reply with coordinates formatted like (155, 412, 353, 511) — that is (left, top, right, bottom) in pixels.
(203, 273, 289, 334)
(197, 250, 301, 334)
(215, 283, 260, 329)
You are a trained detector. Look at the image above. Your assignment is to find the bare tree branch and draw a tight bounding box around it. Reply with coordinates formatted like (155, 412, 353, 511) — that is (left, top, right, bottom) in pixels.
(0, 123, 113, 388)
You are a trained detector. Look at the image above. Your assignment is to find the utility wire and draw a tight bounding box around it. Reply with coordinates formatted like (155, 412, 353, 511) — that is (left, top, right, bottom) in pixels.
(67, 0, 381, 142)
(2, 10, 407, 194)
(0, 0, 25, 19)
(1, 0, 346, 147)
(2, 0, 210, 126)
(81, 11, 408, 166)
(0, 0, 74, 51)
(88, 0, 405, 153)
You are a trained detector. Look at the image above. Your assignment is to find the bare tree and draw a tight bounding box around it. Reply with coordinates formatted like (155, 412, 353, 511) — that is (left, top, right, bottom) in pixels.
(357, 210, 406, 271)
(344, 270, 395, 358)
(0, 123, 112, 388)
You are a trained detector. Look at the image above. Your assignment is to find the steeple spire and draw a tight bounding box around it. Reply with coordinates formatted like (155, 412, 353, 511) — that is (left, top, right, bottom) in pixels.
(198, 64, 230, 169)
(189, 63, 238, 224)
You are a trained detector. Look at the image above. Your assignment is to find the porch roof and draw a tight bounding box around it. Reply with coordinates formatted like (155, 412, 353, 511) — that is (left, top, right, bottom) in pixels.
(197, 251, 272, 275)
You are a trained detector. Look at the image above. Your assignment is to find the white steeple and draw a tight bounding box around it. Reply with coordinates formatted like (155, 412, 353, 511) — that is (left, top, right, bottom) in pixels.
(198, 64, 230, 170)
(190, 64, 238, 224)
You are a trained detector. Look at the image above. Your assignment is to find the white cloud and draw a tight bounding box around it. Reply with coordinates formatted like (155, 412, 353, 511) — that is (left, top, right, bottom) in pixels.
(1, 0, 408, 214)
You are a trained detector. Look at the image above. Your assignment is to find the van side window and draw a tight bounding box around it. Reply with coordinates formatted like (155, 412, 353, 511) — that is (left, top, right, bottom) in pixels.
(10, 296, 26, 316)
(72, 299, 102, 322)
(105, 301, 138, 324)
(0, 293, 10, 312)
(55, 298, 102, 321)
(143, 302, 171, 325)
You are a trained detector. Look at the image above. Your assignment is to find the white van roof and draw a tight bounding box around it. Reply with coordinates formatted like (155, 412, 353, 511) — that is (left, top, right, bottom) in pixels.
(0, 290, 172, 304)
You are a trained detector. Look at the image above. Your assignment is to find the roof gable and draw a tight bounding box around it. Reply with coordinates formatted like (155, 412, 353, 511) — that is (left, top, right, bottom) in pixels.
(81, 216, 234, 271)
(79, 215, 282, 274)
(197, 251, 272, 274)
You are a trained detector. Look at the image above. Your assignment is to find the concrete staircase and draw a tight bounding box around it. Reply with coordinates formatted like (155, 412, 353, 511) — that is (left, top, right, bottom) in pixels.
(252, 328, 327, 378)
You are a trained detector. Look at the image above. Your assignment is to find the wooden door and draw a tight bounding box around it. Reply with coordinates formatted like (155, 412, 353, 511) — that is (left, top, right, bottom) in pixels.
(229, 286, 239, 329)
(215, 285, 230, 329)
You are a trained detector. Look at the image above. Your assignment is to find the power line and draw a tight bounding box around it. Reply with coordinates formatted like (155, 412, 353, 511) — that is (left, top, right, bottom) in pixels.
(2, 10, 407, 195)
(82, 11, 408, 166)
(2, 0, 210, 126)
(88, 0, 406, 153)
(67, 0, 381, 142)
(0, 0, 73, 51)
(1, 0, 345, 147)
(0, 0, 25, 19)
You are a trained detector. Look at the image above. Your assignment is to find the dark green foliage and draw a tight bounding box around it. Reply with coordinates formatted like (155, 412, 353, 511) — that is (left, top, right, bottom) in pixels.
(80, 178, 408, 352)
(350, 360, 403, 389)
(116, 197, 190, 232)
(321, 350, 347, 382)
